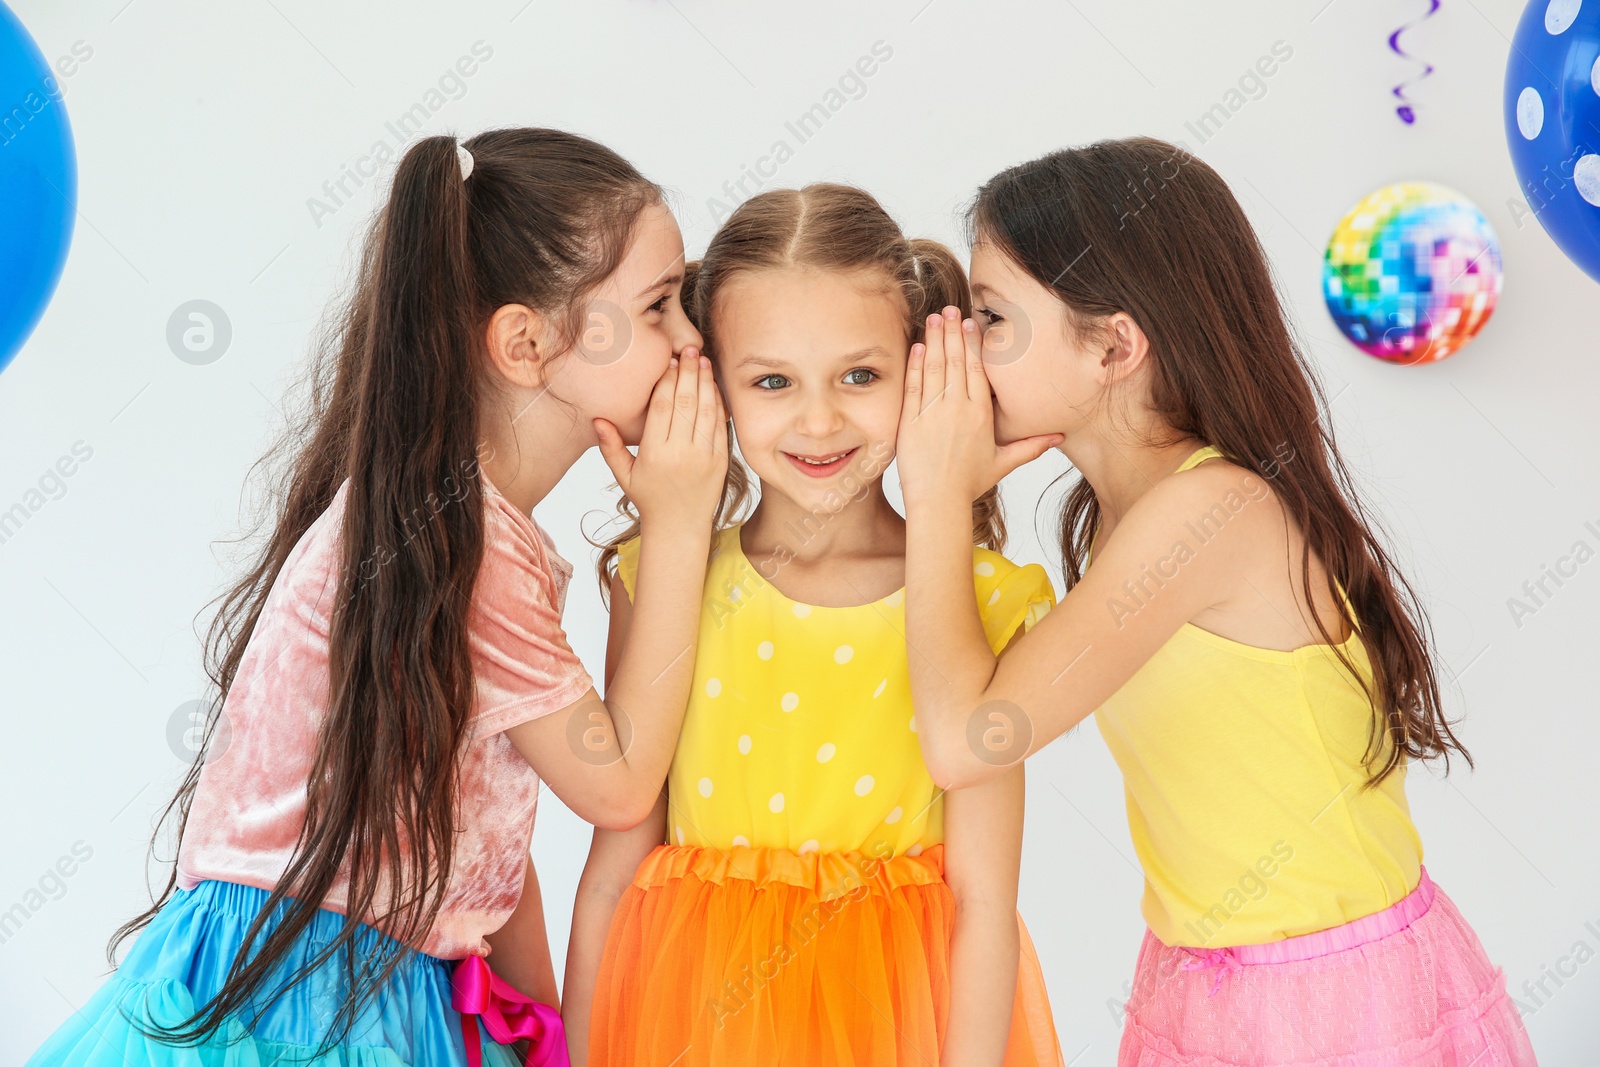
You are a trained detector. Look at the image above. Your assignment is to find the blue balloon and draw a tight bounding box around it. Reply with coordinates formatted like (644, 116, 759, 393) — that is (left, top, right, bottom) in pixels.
(1503, 0, 1600, 284)
(0, 1, 76, 376)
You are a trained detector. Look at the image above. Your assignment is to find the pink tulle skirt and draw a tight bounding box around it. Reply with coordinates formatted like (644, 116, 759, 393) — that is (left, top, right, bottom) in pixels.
(1119, 868, 1539, 1066)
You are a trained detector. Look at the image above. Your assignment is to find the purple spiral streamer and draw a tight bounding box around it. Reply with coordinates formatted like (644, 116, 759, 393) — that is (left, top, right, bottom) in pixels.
(1389, 0, 1442, 124)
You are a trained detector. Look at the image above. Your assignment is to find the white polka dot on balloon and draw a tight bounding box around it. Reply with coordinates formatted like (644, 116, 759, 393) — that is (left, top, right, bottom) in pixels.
(1517, 86, 1544, 139)
(705, 677, 722, 698)
(885, 590, 904, 607)
(799, 839, 819, 854)
(1592, 53, 1600, 94)
(1546, 0, 1581, 33)
(675, 826, 685, 844)
(757, 640, 774, 660)
(781, 692, 800, 712)
(988, 588, 1002, 606)
(975, 561, 996, 577)
(885, 806, 903, 824)
(732, 834, 749, 847)
(1576, 154, 1600, 205)
(907, 843, 923, 856)
(698, 777, 713, 798)
(817, 742, 836, 762)
(874, 679, 887, 699)
(855, 775, 875, 796)
(792, 603, 812, 618)
(729, 587, 742, 603)
(737, 734, 752, 755)
(769, 792, 785, 813)
(834, 645, 854, 664)
(908, 715, 917, 733)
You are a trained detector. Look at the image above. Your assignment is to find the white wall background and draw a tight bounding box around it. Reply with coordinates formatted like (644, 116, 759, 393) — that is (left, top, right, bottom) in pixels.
(2, 0, 1596, 1062)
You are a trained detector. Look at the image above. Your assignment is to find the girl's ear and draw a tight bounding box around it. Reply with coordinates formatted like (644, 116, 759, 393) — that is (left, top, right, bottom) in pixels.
(1100, 312, 1150, 380)
(484, 303, 557, 390)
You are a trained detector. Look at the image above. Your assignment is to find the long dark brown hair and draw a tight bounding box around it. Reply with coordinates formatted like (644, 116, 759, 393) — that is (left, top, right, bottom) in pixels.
(112, 128, 661, 1052)
(597, 182, 1005, 590)
(970, 137, 1469, 787)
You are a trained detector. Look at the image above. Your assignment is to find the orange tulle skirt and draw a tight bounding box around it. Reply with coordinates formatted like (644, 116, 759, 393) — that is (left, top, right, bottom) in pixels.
(589, 843, 1063, 1066)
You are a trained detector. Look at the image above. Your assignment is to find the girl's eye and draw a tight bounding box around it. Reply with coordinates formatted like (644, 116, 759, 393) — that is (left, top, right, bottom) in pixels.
(756, 374, 790, 390)
(977, 306, 1003, 325)
(843, 368, 877, 386)
(648, 293, 671, 314)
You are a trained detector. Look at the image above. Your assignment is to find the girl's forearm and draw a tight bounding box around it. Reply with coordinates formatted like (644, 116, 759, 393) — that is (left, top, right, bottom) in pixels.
(482, 860, 559, 1004)
(564, 807, 666, 1066)
(904, 497, 1000, 785)
(561, 883, 620, 1067)
(604, 522, 711, 787)
(942, 897, 1021, 1067)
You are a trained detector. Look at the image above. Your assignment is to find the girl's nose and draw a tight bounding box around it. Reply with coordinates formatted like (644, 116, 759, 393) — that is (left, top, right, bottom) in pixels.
(671, 304, 703, 356)
(797, 392, 846, 438)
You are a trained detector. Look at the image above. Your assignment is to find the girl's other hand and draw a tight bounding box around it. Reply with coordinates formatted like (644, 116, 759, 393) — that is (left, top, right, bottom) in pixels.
(897, 307, 1061, 510)
(594, 349, 728, 529)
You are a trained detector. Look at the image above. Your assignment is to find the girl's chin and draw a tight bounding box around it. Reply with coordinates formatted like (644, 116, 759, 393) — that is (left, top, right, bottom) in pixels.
(993, 414, 1042, 449)
(609, 416, 648, 448)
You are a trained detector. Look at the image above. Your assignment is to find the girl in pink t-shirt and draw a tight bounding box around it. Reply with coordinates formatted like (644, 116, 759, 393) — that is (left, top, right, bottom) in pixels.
(27, 129, 728, 1067)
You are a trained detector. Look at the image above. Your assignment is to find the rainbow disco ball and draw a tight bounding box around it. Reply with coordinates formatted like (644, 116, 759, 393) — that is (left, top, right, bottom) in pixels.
(1322, 182, 1502, 364)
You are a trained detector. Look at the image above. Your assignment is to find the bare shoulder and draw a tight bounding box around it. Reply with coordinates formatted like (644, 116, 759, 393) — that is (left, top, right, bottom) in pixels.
(1082, 456, 1289, 614)
(1136, 455, 1286, 545)
(1152, 454, 1350, 648)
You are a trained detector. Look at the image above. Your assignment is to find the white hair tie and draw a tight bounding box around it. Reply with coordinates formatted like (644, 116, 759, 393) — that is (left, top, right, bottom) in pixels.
(455, 141, 475, 181)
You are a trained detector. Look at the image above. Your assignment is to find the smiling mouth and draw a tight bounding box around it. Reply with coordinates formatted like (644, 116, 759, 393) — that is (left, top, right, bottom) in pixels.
(783, 447, 859, 478)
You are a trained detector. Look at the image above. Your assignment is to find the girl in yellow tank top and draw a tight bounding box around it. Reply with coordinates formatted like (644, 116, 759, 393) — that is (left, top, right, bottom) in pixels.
(892, 142, 1537, 1066)
(564, 184, 1066, 1067)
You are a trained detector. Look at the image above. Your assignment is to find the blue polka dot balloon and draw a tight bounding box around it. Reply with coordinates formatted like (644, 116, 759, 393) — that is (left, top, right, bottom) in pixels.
(1504, 0, 1600, 283)
(0, 1, 76, 376)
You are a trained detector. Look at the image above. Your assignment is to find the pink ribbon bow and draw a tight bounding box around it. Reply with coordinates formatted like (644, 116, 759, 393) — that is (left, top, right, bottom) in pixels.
(451, 955, 570, 1067)
(1178, 946, 1243, 999)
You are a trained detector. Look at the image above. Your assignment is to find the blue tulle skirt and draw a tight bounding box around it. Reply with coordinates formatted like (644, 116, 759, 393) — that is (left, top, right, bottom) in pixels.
(25, 879, 523, 1066)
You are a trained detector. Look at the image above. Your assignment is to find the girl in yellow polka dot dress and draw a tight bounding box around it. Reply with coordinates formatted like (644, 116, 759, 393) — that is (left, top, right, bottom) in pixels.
(562, 184, 1065, 1067)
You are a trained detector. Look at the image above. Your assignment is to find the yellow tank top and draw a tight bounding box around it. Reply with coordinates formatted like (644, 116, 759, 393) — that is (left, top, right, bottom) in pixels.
(617, 524, 1055, 857)
(1091, 445, 1424, 947)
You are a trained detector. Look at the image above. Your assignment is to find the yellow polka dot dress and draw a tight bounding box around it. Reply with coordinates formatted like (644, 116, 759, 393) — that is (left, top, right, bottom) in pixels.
(589, 523, 1066, 1066)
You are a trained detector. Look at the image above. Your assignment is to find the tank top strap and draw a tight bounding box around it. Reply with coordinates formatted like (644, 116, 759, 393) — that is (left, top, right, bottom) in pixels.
(1086, 445, 1224, 568)
(1174, 443, 1225, 473)
(1174, 443, 1362, 639)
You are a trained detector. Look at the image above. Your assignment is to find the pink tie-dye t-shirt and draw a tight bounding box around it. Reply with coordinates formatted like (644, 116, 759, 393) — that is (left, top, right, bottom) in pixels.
(175, 475, 594, 959)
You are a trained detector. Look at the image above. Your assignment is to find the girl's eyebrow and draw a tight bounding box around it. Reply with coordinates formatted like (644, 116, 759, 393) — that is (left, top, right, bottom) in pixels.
(738, 346, 891, 370)
(971, 282, 1002, 300)
(846, 345, 893, 362)
(635, 271, 683, 299)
